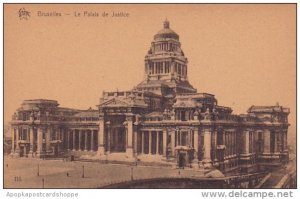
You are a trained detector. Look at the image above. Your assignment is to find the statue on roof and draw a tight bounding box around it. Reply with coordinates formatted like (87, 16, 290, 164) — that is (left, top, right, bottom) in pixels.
(212, 108, 219, 120)
(204, 108, 212, 121)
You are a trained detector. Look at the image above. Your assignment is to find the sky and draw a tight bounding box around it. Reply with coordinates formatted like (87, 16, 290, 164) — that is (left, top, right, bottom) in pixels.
(4, 4, 296, 144)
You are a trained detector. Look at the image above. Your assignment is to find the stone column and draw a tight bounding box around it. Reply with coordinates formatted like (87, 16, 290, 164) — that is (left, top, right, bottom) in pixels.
(67, 130, 70, 150)
(171, 131, 175, 157)
(90, 130, 94, 151)
(264, 129, 270, 153)
(10, 128, 15, 154)
(105, 122, 112, 154)
(77, 130, 81, 151)
(134, 128, 138, 156)
(234, 131, 237, 154)
(213, 129, 218, 161)
(97, 116, 105, 156)
(141, 131, 144, 154)
(29, 127, 34, 155)
(203, 128, 212, 168)
(228, 132, 231, 155)
(230, 131, 233, 155)
(85, 130, 88, 151)
(28, 127, 33, 153)
(192, 128, 199, 168)
(275, 131, 279, 153)
(36, 128, 43, 158)
(149, 131, 152, 154)
(125, 116, 134, 158)
(187, 130, 190, 146)
(226, 132, 229, 157)
(156, 131, 159, 155)
(46, 127, 51, 154)
(163, 129, 167, 157)
(284, 130, 288, 151)
(244, 130, 249, 154)
(171, 62, 175, 74)
(107, 128, 111, 154)
(72, 130, 76, 151)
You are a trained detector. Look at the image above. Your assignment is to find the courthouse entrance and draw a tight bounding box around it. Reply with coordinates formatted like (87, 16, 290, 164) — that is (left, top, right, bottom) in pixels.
(175, 146, 194, 168)
(110, 127, 126, 152)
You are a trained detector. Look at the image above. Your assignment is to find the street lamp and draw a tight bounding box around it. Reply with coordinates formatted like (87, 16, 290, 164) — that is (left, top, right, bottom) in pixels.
(131, 167, 133, 181)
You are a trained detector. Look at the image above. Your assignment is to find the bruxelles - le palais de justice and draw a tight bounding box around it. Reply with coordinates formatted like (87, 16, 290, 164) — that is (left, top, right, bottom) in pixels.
(9, 20, 291, 176)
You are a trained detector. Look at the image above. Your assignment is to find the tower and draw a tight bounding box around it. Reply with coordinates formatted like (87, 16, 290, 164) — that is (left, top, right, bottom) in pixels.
(136, 20, 197, 96)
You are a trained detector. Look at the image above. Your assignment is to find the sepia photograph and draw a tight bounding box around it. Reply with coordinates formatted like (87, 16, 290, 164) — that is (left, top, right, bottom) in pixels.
(3, 3, 296, 191)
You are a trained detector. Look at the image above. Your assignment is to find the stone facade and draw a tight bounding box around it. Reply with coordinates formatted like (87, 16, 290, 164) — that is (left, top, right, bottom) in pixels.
(9, 20, 290, 172)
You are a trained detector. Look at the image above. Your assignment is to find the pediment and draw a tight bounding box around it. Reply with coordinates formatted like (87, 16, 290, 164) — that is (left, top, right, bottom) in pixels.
(99, 98, 131, 107)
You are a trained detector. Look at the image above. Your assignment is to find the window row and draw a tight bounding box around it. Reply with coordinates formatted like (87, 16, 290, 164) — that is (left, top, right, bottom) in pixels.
(153, 42, 178, 52)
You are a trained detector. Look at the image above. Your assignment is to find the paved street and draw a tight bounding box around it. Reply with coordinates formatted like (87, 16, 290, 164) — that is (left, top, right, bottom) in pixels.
(4, 156, 204, 188)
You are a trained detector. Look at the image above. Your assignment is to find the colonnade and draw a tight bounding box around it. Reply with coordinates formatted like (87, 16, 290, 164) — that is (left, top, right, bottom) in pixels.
(223, 130, 237, 157)
(146, 61, 187, 77)
(138, 130, 165, 155)
(67, 129, 98, 151)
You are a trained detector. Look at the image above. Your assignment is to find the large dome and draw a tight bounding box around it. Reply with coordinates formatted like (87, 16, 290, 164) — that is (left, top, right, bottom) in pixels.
(154, 20, 179, 40)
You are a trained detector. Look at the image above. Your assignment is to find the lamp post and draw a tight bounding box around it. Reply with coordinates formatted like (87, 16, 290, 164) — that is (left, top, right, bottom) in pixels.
(82, 165, 85, 178)
(131, 167, 133, 181)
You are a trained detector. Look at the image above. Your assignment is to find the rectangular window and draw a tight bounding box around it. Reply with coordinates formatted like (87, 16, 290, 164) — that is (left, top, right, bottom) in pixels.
(217, 132, 223, 145)
(181, 132, 188, 146)
(22, 128, 27, 140)
(151, 64, 154, 74)
(42, 131, 46, 140)
(22, 112, 26, 121)
(144, 132, 149, 154)
(51, 129, 56, 140)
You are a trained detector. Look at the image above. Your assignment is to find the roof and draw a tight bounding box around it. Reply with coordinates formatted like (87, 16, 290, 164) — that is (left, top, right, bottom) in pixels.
(23, 99, 58, 103)
(154, 20, 179, 40)
(173, 100, 196, 108)
(21, 99, 59, 106)
(248, 105, 290, 114)
(137, 79, 169, 87)
(73, 110, 98, 118)
(99, 97, 148, 108)
(58, 107, 82, 112)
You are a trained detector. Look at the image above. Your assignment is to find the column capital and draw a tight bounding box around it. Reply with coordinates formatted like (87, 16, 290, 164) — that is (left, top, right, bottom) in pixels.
(126, 115, 134, 122)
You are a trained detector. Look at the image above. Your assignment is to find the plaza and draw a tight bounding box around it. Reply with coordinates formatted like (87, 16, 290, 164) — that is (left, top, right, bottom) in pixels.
(4, 156, 206, 188)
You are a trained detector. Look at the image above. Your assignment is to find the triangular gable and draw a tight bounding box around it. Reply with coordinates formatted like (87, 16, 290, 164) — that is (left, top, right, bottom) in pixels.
(99, 98, 131, 107)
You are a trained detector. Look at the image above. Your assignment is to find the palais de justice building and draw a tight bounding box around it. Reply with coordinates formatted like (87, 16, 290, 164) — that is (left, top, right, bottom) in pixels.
(10, 20, 290, 172)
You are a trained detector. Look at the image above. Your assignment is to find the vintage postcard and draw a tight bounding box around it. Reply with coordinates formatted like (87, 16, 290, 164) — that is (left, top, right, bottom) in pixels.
(3, 3, 296, 191)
